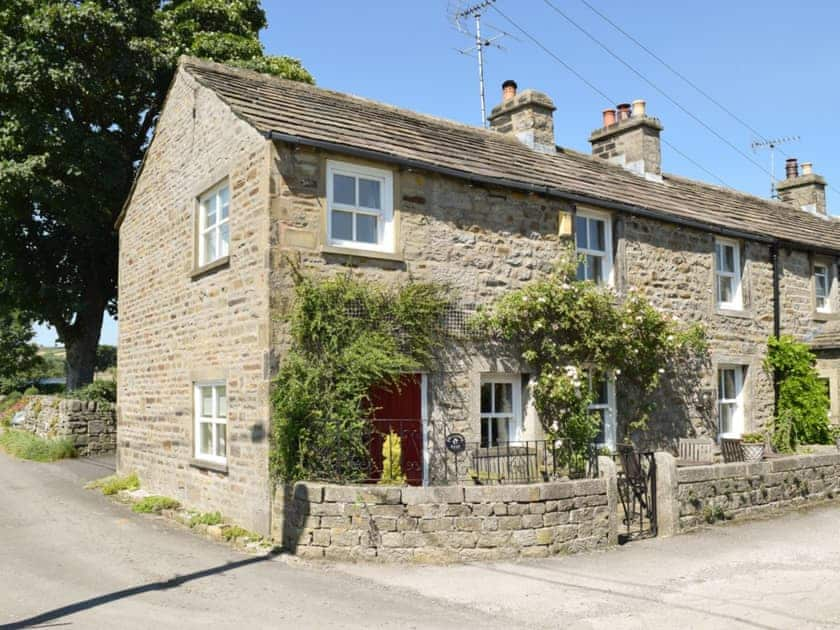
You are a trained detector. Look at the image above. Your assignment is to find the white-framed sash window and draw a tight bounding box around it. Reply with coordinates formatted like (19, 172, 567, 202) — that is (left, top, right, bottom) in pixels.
(815, 263, 831, 313)
(587, 371, 617, 450)
(715, 238, 742, 310)
(194, 382, 227, 464)
(198, 182, 230, 266)
(718, 366, 745, 438)
(575, 208, 613, 285)
(326, 160, 394, 252)
(480, 375, 522, 447)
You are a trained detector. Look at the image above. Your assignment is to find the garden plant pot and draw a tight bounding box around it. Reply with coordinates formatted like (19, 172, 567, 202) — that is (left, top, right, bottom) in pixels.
(742, 443, 765, 462)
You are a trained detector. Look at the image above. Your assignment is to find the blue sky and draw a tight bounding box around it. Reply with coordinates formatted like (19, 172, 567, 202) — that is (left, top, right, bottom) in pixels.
(34, 0, 840, 347)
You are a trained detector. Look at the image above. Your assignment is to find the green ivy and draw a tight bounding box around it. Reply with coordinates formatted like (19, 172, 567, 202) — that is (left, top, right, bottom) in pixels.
(764, 335, 831, 452)
(271, 268, 448, 482)
(478, 245, 707, 460)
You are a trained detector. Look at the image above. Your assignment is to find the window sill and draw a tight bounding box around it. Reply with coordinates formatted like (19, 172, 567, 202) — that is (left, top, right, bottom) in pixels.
(813, 311, 840, 322)
(715, 307, 752, 320)
(321, 245, 404, 262)
(191, 256, 230, 280)
(189, 458, 228, 474)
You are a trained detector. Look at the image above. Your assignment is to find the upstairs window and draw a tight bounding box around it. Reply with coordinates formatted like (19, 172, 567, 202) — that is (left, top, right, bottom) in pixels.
(718, 366, 745, 437)
(198, 182, 230, 267)
(480, 376, 522, 448)
(715, 238, 742, 310)
(194, 382, 227, 465)
(327, 160, 394, 252)
(815, 263, 831, 313)
(575, 209, 612, 285)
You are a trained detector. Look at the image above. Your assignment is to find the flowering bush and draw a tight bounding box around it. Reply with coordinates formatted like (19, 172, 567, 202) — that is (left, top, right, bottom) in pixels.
(478, 245, 707, 459)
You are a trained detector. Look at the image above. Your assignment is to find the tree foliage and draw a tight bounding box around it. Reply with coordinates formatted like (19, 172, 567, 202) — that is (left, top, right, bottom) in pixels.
(0, 0, 312, 389)
(479, 245, 708, 459)
(0, 312, 44, 394)
(271, 269, 448, 483)
(764, 335, 831, 452)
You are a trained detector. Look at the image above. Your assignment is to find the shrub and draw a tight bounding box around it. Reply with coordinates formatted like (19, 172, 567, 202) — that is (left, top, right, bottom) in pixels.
(189, 511, 223, 528)
(69, 380, 116, 404)
(741, 432, 765, 444)
(87, 472, 140, 495)
(222, 525, 260, 542)
(271, 268, 448, 482)
(0, 430, 76, 462)
(132, 496, 180, 514)
(379, 430, 406, 485)
(22, 386, 39, 396)
(764, 336, 831, 452)
(478, 244, 708, 464)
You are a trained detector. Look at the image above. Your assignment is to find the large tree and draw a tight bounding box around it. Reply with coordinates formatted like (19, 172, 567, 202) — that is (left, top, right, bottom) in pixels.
(0, 1, 312, 389)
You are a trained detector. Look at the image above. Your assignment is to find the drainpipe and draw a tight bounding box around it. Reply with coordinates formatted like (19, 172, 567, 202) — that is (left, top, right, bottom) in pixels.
(770, 243, 781, 417)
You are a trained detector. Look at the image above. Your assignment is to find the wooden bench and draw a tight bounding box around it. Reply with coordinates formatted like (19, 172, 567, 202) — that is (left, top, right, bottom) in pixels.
(677, 438, 715, 466)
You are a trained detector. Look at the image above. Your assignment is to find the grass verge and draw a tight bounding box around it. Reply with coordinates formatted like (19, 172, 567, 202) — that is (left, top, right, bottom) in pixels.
(0, 429, 76, 462)
(189, 511, 223, 528)
(86, 472, 140, 495)
(132, 495, 181, 514)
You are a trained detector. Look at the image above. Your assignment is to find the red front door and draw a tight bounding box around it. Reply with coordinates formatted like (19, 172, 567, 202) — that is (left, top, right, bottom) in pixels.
(369, 374, 424, 486)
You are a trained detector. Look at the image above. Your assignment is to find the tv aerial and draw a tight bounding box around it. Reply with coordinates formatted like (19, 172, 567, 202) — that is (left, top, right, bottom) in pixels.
(448, 1, 516, 126)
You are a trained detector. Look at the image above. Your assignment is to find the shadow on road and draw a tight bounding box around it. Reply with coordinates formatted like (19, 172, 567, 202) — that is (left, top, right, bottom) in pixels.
(2, 550, 282, 629)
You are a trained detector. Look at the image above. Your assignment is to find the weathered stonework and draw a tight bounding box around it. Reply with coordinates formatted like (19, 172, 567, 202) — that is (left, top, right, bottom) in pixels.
(672, 452, 840, 531)
(118, 59, 840, 542)
(117, 67, 273, 535)
(272, 476, 612, 562)
(19, 396, 115, 456)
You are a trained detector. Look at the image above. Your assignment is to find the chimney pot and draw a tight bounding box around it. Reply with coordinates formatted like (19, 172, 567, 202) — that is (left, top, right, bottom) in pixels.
(602, 109, 617, 127)
(631, 99, 646, 118)
(801, 161, 813, 175)
(785, 158, 799, 180)
(502, 80, 518, 101)
(617, 103, 631, 121)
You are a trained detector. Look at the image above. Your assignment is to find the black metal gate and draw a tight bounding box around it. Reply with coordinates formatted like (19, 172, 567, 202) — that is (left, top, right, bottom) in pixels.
(616, 447, 657, 543)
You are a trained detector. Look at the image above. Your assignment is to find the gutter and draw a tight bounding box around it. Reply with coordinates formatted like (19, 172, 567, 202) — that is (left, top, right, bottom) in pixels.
(265, 131, 783, 246)
(770, 243, 781, 419)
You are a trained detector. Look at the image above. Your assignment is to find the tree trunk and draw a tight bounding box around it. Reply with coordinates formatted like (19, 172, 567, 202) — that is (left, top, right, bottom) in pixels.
(64, 308, 105, 391)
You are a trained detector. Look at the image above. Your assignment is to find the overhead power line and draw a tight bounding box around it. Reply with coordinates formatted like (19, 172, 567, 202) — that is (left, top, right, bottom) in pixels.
(489, 4, 731, 187)
(577, 0, 840, 205)
(541, 0, 772, 180)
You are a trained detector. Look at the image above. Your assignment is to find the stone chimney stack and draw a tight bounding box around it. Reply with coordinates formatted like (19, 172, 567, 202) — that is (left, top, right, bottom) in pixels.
(488, 80, 557, 154)
(776, 158, 827, 215)
(589, 99, 663, 178)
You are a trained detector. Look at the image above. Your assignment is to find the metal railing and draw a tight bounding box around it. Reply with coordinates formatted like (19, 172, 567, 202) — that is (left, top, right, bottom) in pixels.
(437, 437, 599, 484)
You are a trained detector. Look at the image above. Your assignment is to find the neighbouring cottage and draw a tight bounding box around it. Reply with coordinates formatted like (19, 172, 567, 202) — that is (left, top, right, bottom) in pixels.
(116, 57, 840, 535)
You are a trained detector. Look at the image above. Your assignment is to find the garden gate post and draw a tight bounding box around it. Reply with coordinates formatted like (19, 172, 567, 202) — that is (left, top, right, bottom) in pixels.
(654, 451, 679, 537)
(598, 455, 619, 545)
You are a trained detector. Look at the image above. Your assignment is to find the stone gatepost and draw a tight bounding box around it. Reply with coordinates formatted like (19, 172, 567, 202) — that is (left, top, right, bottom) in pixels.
(598, 455, 619, 545)
(654, 451, 679, 537)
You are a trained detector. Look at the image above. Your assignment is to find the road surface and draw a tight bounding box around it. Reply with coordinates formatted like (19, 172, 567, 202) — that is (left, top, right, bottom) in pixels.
(2, 451, 839, 629)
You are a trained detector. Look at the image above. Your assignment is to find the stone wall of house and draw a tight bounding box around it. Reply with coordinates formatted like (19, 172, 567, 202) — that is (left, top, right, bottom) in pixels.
(667, 452, 840, 532)
(117, 67, 274, 535)
(268, 143, 574, 448)
(18, 396, 116, 456)
(621, 215, 829, 447)
(272, 470, 616, 562)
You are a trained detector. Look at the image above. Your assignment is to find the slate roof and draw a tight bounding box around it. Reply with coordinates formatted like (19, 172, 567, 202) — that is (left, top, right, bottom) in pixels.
(181, 56, 840, 253)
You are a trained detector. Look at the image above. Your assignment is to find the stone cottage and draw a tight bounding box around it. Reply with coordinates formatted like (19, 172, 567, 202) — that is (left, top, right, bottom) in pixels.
(117, 57, 840, 534)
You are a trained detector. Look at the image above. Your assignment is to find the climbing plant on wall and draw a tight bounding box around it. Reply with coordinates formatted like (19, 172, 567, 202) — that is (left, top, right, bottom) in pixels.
(270, 267, 448, 483)
(764, 335, 831, 452)
(478, 245, 708, 460)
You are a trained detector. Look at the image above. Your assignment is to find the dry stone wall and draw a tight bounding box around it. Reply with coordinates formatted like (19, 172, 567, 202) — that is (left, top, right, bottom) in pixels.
(672, 452, 840, 531)
(273, 475, 614, 562)
(19, 396, 115, 456)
